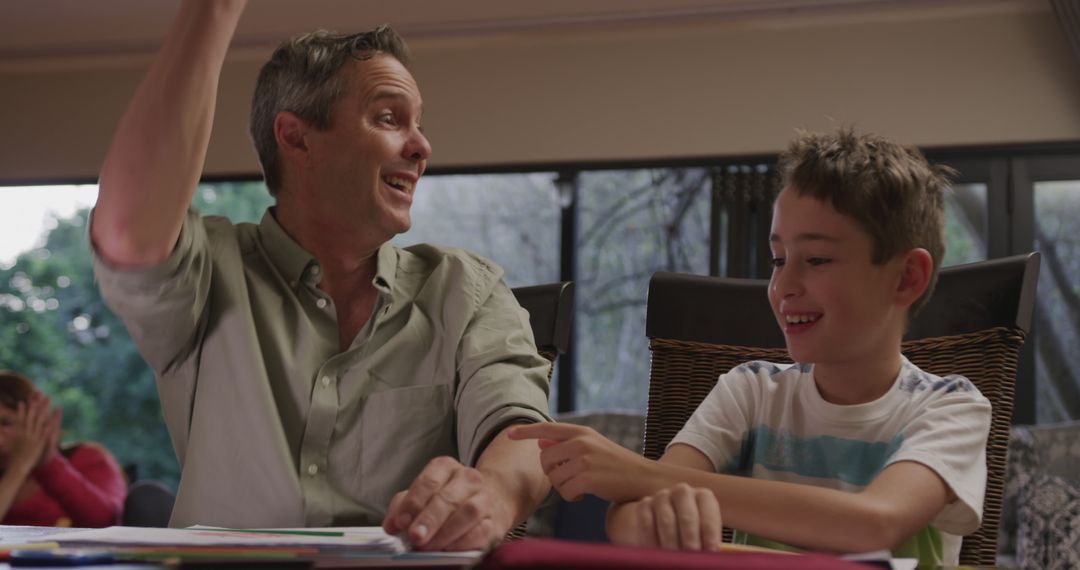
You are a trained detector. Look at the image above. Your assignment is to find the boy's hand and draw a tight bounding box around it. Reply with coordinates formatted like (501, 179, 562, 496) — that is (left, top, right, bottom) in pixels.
(507, 423, 651, 503)
(621, 483, 723, 552)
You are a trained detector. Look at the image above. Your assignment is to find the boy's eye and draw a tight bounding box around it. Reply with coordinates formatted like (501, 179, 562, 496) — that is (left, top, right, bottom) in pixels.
(807, 257, 831, 266)
(770, 257, 785, 268)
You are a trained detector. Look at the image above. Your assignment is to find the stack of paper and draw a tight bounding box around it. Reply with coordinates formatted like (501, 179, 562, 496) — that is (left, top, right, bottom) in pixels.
(42, 526, 406, 553)
(30, 526, 483, 567)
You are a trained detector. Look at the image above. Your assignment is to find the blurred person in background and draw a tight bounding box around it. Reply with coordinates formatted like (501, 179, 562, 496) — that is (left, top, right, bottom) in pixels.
(0, 370, 125, 527)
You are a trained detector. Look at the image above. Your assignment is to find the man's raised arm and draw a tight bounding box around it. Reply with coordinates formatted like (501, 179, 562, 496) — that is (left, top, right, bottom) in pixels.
(93, 0, 247, 268)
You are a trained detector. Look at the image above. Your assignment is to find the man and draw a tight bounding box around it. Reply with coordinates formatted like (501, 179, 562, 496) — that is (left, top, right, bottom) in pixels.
(91, 0, 552, 551)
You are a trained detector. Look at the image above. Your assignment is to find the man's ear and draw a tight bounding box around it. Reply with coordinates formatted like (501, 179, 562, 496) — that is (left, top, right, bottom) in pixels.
(274, 111, 310, 161)
(895, 248, 933, 308)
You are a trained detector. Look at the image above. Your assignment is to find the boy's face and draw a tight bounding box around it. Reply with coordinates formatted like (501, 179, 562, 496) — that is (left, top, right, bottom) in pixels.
(767, 188, 908, 370)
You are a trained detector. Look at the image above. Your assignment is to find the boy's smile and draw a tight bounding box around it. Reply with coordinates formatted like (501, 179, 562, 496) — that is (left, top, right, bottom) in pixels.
(768, 188, 910, 403)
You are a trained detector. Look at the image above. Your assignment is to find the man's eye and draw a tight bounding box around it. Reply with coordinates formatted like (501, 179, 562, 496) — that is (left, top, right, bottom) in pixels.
(377, 113, 394, 124)
(770, 257, 785, 268)
(807, 257, 831, 266)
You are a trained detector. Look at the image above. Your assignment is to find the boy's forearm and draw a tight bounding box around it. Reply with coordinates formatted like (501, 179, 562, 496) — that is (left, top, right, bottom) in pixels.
(605, 500, 640, 545)
(656, 463, 912, 553)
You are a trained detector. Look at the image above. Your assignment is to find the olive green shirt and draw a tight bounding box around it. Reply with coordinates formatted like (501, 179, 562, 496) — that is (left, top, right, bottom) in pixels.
(92, 209, 552, 528)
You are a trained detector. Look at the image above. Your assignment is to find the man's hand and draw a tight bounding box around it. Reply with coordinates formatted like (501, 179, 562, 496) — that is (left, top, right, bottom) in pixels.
(615, 484, 723, 551)
(507, 422, 653, 503)
(382, 456, 512, 551)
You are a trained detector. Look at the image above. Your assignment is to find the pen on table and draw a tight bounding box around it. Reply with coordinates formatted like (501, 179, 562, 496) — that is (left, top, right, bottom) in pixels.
(197, 528, 345, 537)
(9, 548, 114, 567)
(0, 543, 60, 562)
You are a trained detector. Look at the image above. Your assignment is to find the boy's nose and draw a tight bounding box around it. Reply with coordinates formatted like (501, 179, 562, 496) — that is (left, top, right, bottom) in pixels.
(771, 267, 804, 298)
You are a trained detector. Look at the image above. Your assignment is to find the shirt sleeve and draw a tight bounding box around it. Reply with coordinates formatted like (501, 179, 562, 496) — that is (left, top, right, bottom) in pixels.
(455, 278, 553, 467)
(33, 443, 127, 528)
(90, 208, 212, 375)
(667, 364, 758, 473)
(886, 384, 992, 535)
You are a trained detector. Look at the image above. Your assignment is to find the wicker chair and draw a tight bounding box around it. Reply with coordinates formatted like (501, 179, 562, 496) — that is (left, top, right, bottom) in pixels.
(504, 281, 575, 541)
(642, 252, 1040, 566)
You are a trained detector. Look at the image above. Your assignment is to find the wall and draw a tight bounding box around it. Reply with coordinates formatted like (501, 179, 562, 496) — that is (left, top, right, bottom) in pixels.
(1, 5, 1078, 182)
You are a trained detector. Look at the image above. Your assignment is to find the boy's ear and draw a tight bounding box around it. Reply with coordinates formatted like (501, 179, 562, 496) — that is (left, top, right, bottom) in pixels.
(274, 111, 310, 161)
(894, 248, 933, 308)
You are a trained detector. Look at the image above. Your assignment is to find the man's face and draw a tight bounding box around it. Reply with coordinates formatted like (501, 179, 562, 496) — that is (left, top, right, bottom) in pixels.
(767, 188, 907, 370)
(305, 54, 431, 239)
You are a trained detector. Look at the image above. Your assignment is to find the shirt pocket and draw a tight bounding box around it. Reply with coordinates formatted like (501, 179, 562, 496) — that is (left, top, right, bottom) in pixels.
(358, 383, 455, 512)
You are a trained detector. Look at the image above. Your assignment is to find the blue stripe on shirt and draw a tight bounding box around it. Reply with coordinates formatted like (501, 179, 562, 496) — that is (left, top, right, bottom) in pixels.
(722, 426, 903, 487)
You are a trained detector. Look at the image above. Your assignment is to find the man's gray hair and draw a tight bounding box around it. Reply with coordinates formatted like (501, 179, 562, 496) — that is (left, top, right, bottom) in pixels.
(249, 25, 410, 196)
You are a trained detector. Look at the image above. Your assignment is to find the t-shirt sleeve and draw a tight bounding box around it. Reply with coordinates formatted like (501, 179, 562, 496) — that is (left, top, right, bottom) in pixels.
(667, 364, 758, 473)
(455, 277, 553, 467)
(886, 381, 992, 535)
(90, 208, 212, 374)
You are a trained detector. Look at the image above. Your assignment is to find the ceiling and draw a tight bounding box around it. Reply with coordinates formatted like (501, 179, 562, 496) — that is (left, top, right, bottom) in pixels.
(0, 0, 1048, 65)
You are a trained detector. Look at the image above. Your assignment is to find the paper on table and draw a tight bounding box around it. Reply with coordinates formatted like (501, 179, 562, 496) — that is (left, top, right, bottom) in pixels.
(842, 550, 917, 570)
(0, 526, 85, 545)
(37, 525, 406, 553)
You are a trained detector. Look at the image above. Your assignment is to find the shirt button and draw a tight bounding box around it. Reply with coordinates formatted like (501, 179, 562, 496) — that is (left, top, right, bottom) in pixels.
(307, 463, 319, 476)
(321, 376, 331, 387)
(316, 298, 327, 309)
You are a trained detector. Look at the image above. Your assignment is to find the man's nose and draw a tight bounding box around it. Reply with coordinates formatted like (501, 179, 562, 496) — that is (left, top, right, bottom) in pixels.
(405, 128, 432, 162)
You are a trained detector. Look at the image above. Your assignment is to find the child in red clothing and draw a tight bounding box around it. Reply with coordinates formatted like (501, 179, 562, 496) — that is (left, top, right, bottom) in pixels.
(0, 370, 126, 527)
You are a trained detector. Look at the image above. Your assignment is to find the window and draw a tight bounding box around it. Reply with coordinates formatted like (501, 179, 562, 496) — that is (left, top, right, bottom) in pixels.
(2, 143, 1078, 486)
(575, 168, 711, 409)
(0, 181, 270, 487)
(395, 173, 560, 287)
(942, 183, 988, 266)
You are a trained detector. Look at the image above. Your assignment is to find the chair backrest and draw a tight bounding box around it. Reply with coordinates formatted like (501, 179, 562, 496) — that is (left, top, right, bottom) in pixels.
(122, 479, 176, 527)
(507, 281, 574, 541)
(642, 252, 1039, 566)
(513, 282, 575, 365)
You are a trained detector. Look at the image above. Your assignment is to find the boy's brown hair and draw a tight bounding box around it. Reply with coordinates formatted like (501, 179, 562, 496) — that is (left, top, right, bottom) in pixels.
(777, 127, 953, 317)
(0, 370, 37, 411)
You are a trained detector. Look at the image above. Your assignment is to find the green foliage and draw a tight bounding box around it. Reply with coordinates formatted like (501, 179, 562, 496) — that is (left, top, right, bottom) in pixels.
(0, 181, 274, 490)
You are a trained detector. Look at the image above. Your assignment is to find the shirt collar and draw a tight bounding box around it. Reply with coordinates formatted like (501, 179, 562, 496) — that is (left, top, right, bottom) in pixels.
(258, 208, 318, 288)
(373, 242, 397, 295)
(259, 208, 399, 294)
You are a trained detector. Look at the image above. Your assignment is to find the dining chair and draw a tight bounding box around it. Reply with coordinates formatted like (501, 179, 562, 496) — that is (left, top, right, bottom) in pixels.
(642, 252, 1040, 566)
(512, 281, 575, 366)
(507, 281, 575, 540)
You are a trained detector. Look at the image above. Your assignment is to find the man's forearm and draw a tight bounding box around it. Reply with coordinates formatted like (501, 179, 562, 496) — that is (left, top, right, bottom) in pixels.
(94, 0, 247, 267)
(475, 426, 551, 527)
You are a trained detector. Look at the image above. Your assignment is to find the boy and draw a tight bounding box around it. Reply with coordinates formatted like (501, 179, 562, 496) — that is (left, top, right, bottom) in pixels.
(510, 128, 991, 566)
